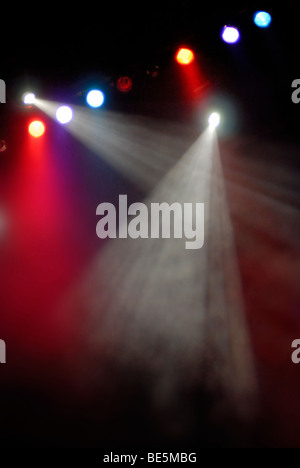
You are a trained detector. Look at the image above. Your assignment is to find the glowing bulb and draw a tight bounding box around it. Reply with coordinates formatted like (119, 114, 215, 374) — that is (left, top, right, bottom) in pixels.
(209, 112, 221, 129)
(28, 120, 45, 138)
(55, 105, 73, 124)
(23, 92, 36, 105)
(254, 11, 272, 28)
(86, 90, 105, 108)
(176, 48, 195, 65)
(221, 26, 240, 44)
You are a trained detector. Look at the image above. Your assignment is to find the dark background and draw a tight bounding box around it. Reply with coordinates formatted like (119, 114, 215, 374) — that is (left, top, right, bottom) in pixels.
(0, 0, 299, 448)
(2, 1, 300, 133)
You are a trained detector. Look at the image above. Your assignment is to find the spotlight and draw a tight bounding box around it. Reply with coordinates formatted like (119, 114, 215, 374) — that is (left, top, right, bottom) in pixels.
(221, 26, 240, 44)
(209, 112, 221, 129)
(86, 89, 105, 108)
(175, 48, 195, 65)
(254, 11, 272, 28)
(116, 76, 133, 93)
(28, 120, 45, 138)
(55, 105, 73, 124)
(23, 92, 36, 105)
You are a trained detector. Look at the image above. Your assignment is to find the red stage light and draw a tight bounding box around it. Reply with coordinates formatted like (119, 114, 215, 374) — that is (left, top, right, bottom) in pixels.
(116, 76, 133, 93)
(176, 48, 195, 65)
(28, 120, 45, 138)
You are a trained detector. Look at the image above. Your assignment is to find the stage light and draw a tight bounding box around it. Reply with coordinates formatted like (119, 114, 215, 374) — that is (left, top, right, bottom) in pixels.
(55, 105, 73, 124)
(86, 90, 105, 108)
(116, 76, 133, 93)
(176, 48, 195, 65)
(254, 11, 272, 28)
(221, 26, 240, 44)
(209, 112, 221, 129)
(23, 92, 36, 105)
(28, 120, 45, 138)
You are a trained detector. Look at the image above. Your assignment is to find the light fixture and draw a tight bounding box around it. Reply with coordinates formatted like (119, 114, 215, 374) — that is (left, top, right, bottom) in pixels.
(221, 26, 240, 44)
(209, 112, 221, 129)
(254, 11, 272, 28)
(86, 90, 105, 108)
(116, 76, 133, 93)
(175, 48, 195, 65)
(28, 120, 45, 138)
(23, 92, 36, 105)
(55, 105, 73, 124)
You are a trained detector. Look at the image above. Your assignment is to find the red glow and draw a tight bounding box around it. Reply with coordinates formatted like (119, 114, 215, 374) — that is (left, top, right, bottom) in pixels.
(116, 76, 133, 93)
(0, 121, 96, 385)
(176, 48, 195, 65)
(176, 52, 208, 103)
(28, 120, 45, 138)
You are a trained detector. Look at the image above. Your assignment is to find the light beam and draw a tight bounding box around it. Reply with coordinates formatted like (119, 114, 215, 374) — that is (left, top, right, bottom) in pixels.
(61, 128, 257, 439)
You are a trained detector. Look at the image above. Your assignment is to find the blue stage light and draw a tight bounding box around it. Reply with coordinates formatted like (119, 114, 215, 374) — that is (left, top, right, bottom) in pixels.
(254, 11, 272, 28)
(86, 90, 105, 108)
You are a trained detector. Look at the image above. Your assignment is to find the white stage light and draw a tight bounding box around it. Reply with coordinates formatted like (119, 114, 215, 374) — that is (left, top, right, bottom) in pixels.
(209, 112, 221, 129)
